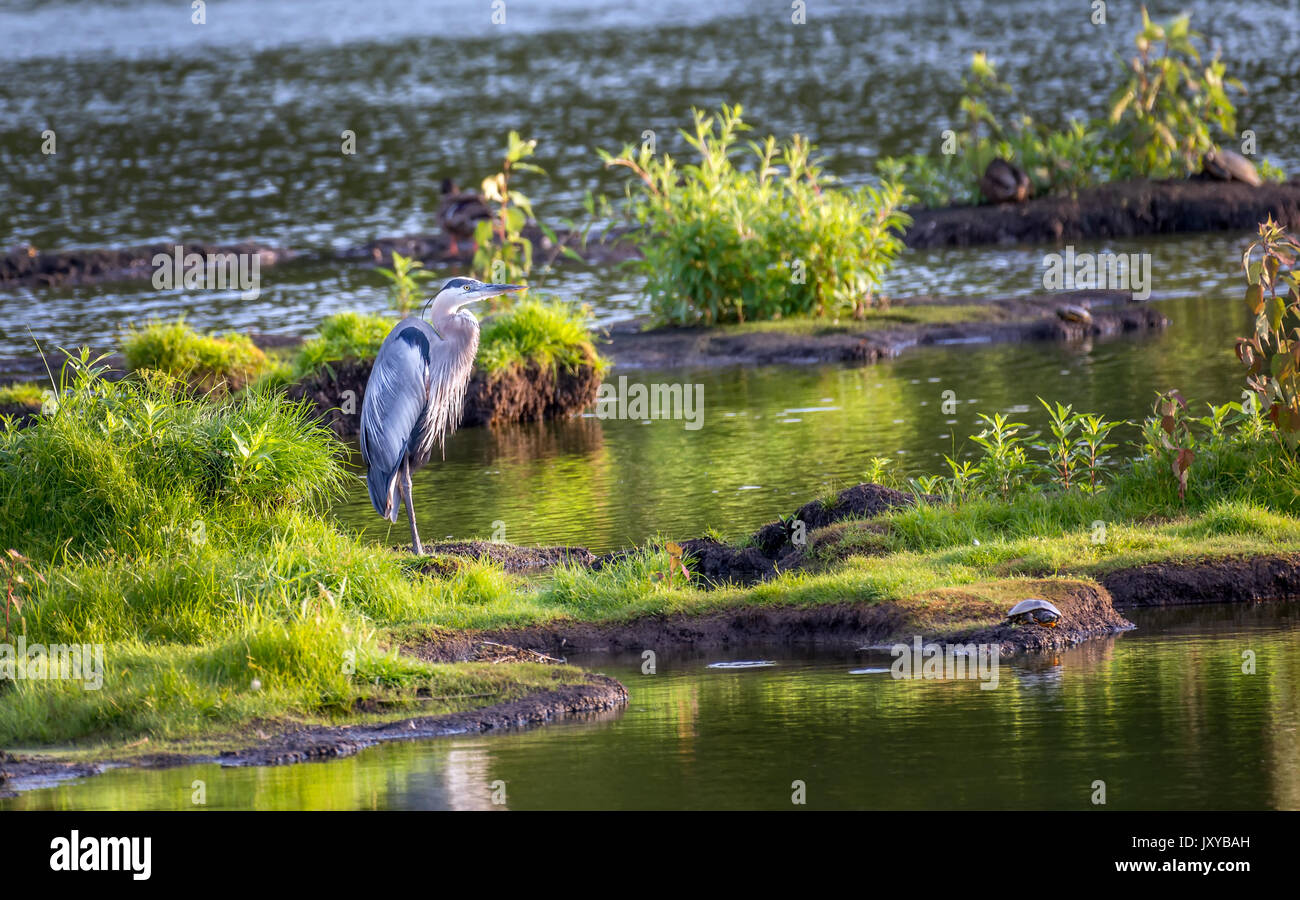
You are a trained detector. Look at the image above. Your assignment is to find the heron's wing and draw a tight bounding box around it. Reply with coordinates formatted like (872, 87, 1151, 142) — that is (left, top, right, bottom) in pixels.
(359, 324, 432, 520)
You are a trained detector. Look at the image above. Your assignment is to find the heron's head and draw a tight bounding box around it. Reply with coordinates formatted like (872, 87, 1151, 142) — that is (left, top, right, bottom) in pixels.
(424, 277, 525, 323)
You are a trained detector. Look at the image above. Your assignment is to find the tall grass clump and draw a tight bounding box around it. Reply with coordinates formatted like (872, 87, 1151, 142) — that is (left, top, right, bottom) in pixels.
(478, 299, 606, 375)
(0, 352, 343, 561)
(602, 104, 911, 324)
(123, 318, 269, 393)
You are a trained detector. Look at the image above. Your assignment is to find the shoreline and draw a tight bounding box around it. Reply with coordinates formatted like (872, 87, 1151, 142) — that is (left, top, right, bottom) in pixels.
(4, 552, 1296, 795)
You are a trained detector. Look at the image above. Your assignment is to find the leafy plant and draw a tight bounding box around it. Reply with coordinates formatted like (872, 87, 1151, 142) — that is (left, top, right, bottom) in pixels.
(1035, 399, 1081, 491)
(603, 104, 911, 324)
(1106, 7, 1239, 179)
(1145, 390, 1197, 500)
(1236, 217, 1300, 445)
(969, 412, 1037, 501)
(377, 251, 435, 314)
(878, 8, 1275, 209)
(472, 131, 546, 286)
(1075, 412, 1125, 493)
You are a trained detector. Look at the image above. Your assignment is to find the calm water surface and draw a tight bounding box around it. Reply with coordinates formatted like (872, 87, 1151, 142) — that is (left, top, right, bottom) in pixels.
(5, 602, 1297, 810)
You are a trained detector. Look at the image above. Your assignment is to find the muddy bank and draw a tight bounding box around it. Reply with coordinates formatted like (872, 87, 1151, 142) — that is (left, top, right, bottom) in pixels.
(409, 578, 1133, 663)
(603, 291, 1166, 370)
(0, 332, 601, 433)
(904, 178, 1300, 249)
(0, 673, 626, 796)
(417, 541, 597, 575)
(287, 352, 603, 436)
(338, 224, 642, 268)
(1102, 554, 1300, 607)
(0, 241, 294, 289)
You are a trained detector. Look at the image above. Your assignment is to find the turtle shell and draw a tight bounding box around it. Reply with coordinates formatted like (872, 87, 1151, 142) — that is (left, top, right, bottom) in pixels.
(1202, 149, 1263, 187)
(1056, 304, 1093, 324)
(1005, 598, 1063, 622)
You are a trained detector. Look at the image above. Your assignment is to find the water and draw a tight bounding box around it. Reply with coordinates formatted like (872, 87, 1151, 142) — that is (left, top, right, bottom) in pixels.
(6, 602, 1297, 810)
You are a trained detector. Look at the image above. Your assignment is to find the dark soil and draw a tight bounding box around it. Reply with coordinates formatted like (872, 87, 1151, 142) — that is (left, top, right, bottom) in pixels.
(337, 224, 643, 268)
(0, 241, 294, 288)
(603, 291, 1166, 369)
(904, 178, 1300, 249)
(417, 541, 597, 574)
(0, 673, 627, 796)
(1102, 554, 1300, 607)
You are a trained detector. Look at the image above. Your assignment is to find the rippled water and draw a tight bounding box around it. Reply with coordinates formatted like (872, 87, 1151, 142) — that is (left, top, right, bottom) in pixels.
(6, 602, 1297, 810)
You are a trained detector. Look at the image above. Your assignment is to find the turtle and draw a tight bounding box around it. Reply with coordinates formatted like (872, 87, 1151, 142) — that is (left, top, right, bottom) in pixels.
(980, 158, 1031, 204)
(1055, 303, 1093, 325)
(1005, 598, 1063, 628)
(1201, 149, 1263, 187)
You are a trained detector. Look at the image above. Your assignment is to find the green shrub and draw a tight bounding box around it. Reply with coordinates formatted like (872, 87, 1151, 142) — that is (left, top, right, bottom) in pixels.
(603, 104, 911, 324)
(123, 318, 269, 393)
(0, 352, 344, 561)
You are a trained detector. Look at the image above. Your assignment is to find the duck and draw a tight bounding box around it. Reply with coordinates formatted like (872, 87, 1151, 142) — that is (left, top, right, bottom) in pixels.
(438, 179, 492, 255)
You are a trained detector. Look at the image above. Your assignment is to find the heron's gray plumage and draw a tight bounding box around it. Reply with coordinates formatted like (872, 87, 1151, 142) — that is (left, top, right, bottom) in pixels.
(357, 277, 524, 552)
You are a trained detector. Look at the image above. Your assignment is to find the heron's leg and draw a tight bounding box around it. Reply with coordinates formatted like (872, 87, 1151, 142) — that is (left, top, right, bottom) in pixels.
(401, 459, 423, 555)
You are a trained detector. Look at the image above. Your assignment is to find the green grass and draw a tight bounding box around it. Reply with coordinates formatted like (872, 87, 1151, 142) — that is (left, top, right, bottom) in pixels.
(0, 382, 45, 409)
(289, 302, 606, 380)
(478, 299, 607, 375)
(122, 319, 269, 393)
(290, 311, 393, 379)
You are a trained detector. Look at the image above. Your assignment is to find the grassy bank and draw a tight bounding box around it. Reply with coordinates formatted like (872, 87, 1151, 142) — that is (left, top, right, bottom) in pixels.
(0, 357, 590, 750)
(4, 352, 1297, 754)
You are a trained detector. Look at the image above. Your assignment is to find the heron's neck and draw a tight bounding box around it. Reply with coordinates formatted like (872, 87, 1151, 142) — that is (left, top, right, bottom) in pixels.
(431, 309, 481, 359)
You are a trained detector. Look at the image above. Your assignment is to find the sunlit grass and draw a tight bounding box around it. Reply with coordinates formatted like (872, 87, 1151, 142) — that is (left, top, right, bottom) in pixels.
(122, 318, 269, 392)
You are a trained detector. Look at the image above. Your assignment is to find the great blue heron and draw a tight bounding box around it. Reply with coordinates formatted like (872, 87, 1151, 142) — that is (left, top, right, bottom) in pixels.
(359, 276, 524, 553)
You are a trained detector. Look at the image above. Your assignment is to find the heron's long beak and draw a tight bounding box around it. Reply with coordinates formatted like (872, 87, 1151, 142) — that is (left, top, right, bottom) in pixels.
(465, 283, 526, 302)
